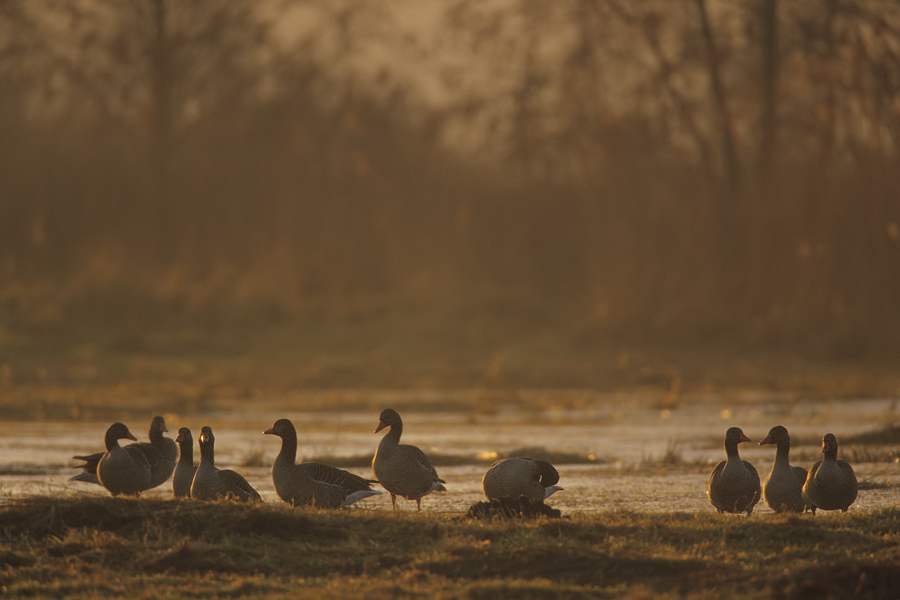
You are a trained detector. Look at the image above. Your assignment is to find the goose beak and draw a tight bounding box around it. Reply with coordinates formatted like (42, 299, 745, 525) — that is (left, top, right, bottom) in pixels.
(739, 433, 752, 444)
(263, 427, 275, 435)
(126, 432, 138, 442)
(374, 420, 386, 433)
(758, 435, 772, 445)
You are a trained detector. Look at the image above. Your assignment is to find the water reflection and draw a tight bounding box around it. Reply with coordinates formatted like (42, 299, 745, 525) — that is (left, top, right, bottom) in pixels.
(1, 392, 897, 512)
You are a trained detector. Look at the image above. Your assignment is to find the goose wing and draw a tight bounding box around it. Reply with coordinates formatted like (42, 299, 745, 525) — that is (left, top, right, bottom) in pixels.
(403, 444, 445, 483)
(301, 462, 377, 492)
(219, 468, 261, 501)
(124, 445, 153, 470)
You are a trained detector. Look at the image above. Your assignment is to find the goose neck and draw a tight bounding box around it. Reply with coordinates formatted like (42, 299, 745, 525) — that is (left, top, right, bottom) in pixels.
(279, 429, 298, 465)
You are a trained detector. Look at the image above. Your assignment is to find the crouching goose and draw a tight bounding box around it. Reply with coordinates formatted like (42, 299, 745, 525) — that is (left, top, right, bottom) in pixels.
(707, 427, 761, 515)
(96, 422, 153, 496)
(372, 408, 446, 511)
(482, 457, 563, 503)
(758, 425, 808, 513)
(264, 418, 381, 508)
(190, 426, 261, 502)
(802, 433, 858, 514)
(72, 415, 178, 488)
(173, 427, 198, 498)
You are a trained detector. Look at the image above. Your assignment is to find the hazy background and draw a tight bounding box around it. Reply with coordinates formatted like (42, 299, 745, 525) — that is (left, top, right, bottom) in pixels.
(2, 0, 899, 399)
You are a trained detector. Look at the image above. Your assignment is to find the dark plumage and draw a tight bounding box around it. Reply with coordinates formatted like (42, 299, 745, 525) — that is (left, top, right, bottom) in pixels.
(264, 418, 381, 508)
(482, 457, 562, 503)
(707, 427, 761, 515)
(190, 426, 261, 502)
(372, 408, 446, 511)
(173, 427, 198, 498)
(71, 415, 177, 489)
(96, 422, 153, 496)
(145, 416, 178, 487)
(802, 433, 858, 514)
(758, 425, 808, 513)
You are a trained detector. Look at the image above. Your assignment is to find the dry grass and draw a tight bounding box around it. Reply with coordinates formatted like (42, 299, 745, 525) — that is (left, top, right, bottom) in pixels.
(1, 496, 899, 599)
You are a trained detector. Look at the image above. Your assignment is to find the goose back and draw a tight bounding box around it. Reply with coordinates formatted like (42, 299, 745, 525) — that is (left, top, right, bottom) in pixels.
(482, 457, 562, 503)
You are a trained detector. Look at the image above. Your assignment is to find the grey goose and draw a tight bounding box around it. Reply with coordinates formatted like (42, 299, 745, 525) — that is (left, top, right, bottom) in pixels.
(264, 418, 381, 508)
(173, 427, 198, 498)
(372, 408, 446, 511)
(96, 422, 154, 496)
(190, 426, 261, 502)
(707, 427, 761, 515)
(802, 433, 858, 514)
(482, 457, 562, 503)
(72, 415, 177, 489)
(758, 425, 808, 513)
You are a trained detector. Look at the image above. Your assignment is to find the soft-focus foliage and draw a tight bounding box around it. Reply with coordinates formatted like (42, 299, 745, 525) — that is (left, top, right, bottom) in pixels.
(1, 0, 899, 354)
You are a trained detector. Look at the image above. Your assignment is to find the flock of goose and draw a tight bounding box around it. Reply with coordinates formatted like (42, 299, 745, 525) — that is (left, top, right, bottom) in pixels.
(707, 425, 858, 515)
(70, 409, 858, 515)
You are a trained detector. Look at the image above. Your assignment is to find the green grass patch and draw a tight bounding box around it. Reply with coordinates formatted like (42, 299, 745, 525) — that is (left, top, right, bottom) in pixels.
(1, 496, 899, 599)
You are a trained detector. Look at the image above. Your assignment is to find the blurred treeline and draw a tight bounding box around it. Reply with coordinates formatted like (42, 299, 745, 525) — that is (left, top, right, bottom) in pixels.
(1, 0, 899, 355)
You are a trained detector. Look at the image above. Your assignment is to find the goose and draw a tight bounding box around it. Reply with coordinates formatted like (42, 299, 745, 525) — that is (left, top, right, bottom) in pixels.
(802, 433, 858, 514)
(482, 457, 563, 503)
(145, 415, 178, 487)
(758, 425, 808, 513)
(173, 427, 198, 498)
(372, 408, 446, 511)
(264, 418, 381, 508)
(190, 426, 261, 502)
(71, 415, 177, 488)
(96, 422, 153, 496)
(707, 427, 761, 515)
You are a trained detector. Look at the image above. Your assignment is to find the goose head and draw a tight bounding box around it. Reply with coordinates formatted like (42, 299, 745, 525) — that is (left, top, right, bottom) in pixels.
(104, 422, 138, 450)
(374, 408, 401, 433)
(175, 427, 192, 446)
(821, 433, 839, 458)
(723, 427, 751, 454)
(758, 425, 790, 447)
(263, 418, 296, 439)
(148, 416, 169, 442)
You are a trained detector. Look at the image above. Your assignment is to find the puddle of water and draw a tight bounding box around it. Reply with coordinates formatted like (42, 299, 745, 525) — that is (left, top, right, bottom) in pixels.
(1, 392, 898, 513)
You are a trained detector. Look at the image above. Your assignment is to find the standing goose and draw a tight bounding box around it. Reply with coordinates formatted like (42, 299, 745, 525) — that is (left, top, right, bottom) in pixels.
(96, 422, 153, 496)
(264, 418, 381, 508)
(758, 425, 808, 513)
(145, 415, 178, 488)
(482, 457, 563, 503)
(190, 426, 261, 502)
(71, 415, 177, 489)
(802, 433, 858, 514)
(707, 427, 762, 515)
(372, 408, 446, 511)
(173, 427, 198, 498)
